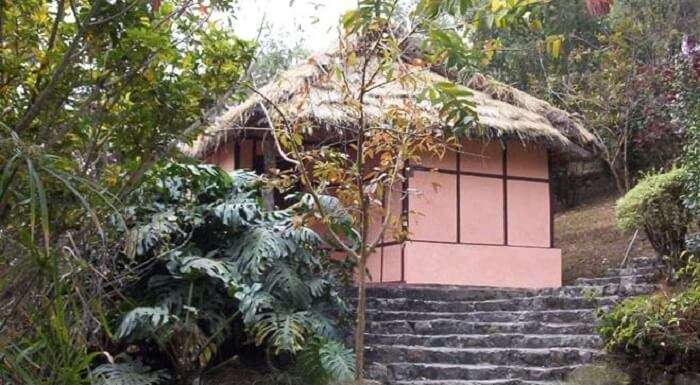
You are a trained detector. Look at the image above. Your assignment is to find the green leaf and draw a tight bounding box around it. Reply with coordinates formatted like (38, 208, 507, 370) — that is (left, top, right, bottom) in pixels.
(26, 158, 50, 256)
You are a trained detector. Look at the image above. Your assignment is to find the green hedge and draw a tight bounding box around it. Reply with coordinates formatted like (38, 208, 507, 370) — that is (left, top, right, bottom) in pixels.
(616, 168, 691, 258)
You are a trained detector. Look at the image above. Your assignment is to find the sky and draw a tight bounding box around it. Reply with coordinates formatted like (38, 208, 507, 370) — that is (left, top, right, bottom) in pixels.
(232, 0, 357, 52)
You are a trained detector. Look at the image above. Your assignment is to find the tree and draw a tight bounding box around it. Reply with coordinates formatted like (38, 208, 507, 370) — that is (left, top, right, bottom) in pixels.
(0, 0, 254, 382)
(247, 0, 553, 379)
(471, 0, 699, 194)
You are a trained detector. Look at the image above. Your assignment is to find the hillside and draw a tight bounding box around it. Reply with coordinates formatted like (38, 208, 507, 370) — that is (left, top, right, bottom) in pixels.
(555, 193, 657, 284)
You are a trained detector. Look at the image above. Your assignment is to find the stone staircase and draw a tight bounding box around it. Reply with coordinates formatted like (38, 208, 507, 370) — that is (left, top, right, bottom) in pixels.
(361, 257, 663, 385)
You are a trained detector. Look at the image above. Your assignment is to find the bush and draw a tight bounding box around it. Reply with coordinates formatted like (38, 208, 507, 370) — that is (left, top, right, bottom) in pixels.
(616, 168, 691, 259)
(106, 164, 355, 385)
(598, 287, 700, 375)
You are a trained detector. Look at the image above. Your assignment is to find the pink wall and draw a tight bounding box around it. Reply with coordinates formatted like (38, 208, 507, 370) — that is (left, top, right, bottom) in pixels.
(507, 180, 551, 247)
(204, 138, 560, 289)
(203, 139, 256, 171)
(460, 140, 503, 174)
(507, 141, 549, 179)
(367, 139, 559, 288)
(409, 171, 457, 242)
(381, 244, 403, 282)
(460, 175, 504, 245)
(404, 241, 561, 288)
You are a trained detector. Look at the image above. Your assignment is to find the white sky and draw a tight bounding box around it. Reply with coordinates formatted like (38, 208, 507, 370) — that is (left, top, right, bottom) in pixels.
(233, 0, 357, 52)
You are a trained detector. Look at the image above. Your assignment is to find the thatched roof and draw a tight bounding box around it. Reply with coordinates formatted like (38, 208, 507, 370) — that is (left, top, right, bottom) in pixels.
(185, 50, 600, 160)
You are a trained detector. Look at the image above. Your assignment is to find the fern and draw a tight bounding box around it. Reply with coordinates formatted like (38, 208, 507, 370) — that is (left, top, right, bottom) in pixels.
(91, 358, 169, 385)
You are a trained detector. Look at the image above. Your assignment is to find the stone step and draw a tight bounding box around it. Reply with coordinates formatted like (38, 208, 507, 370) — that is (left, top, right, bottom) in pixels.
(367, 320, 597, 335)
(366, 345, 601, 368)
(372, 363, 583, 382)
(388, 381, 556, 385)
(361, 286, 539, 302)
(365, 296, 620, 313)
(627, 257, 663, 268)
(367, 309, 598, 323)
(574, 273, 659, 286)
(540, 283, 658, 298)
(365, 333, 602, 350)
(603, 265, 662, 277)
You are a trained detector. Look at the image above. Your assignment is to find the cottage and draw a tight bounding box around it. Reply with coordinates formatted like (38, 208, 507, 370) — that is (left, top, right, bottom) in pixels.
(185, 51, 600, 289)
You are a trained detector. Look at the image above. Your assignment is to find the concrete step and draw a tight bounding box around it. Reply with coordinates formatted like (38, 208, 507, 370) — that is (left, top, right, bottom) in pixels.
(371, 363, 583, 382)
(367, 320, 597, 335)
(366, 345, 601, 368)
(574, 273, 659, 286)
(366, 309, 598, 323)
(365, 333, 602, 350)
(365, 296, 620, 313)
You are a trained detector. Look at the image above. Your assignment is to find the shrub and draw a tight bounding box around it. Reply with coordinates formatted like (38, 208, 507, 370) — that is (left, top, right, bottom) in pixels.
(106, 164, 354, 385)
(616, 168, 691, 259)
(598, 287, 700, 375)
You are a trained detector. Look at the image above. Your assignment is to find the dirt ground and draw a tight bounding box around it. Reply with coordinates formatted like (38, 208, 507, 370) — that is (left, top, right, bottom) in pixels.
(555, 193, 657, 285)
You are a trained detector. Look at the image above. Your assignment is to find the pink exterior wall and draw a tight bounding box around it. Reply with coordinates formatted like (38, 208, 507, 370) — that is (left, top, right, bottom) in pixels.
(460, 140, 503, 175)
(205, 146, 235, 171)
(203, 139, 256, 171)
(409, 171, 457, 242)
(507, 180, 551, 247)
(460, 175, 504, 245)
(204, 138, 560, 289)
(404, 241, 561, 288)
(507, 141, 549, 179)
(368, 139, 559, 288)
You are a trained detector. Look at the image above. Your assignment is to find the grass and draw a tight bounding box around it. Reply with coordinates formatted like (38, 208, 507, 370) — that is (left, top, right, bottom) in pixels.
(555, 193, 656, 285)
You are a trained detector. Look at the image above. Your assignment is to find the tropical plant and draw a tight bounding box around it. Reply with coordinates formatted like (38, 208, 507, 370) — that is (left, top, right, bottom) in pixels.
(616, 168, 691, 261)
(0, 0, 255, 382)
(113, 163, 354, 385)
(90, 357, 170, 385)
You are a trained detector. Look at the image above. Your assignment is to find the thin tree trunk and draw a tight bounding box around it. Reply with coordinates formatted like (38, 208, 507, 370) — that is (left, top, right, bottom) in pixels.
(354, 253, 367, 382)
(261, 135, 276, 211)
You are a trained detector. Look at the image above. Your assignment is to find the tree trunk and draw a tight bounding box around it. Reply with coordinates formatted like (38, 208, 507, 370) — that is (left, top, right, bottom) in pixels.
(354, 253, 367, 383)
(262, 135, 277, 211)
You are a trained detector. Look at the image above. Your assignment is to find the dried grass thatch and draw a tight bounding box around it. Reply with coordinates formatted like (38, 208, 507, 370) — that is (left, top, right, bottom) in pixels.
(185, 50, 600, 160)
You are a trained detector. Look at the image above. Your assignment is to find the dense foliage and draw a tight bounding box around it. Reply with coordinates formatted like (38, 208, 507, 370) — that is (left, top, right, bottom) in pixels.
(475, 0, 699, 195)
(598, 285, 700, 377)
(0, 0, 257, 382)
(105, 163, 354, 384)
(615, 168, 692, 260)
(683, 99, 700, 220)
